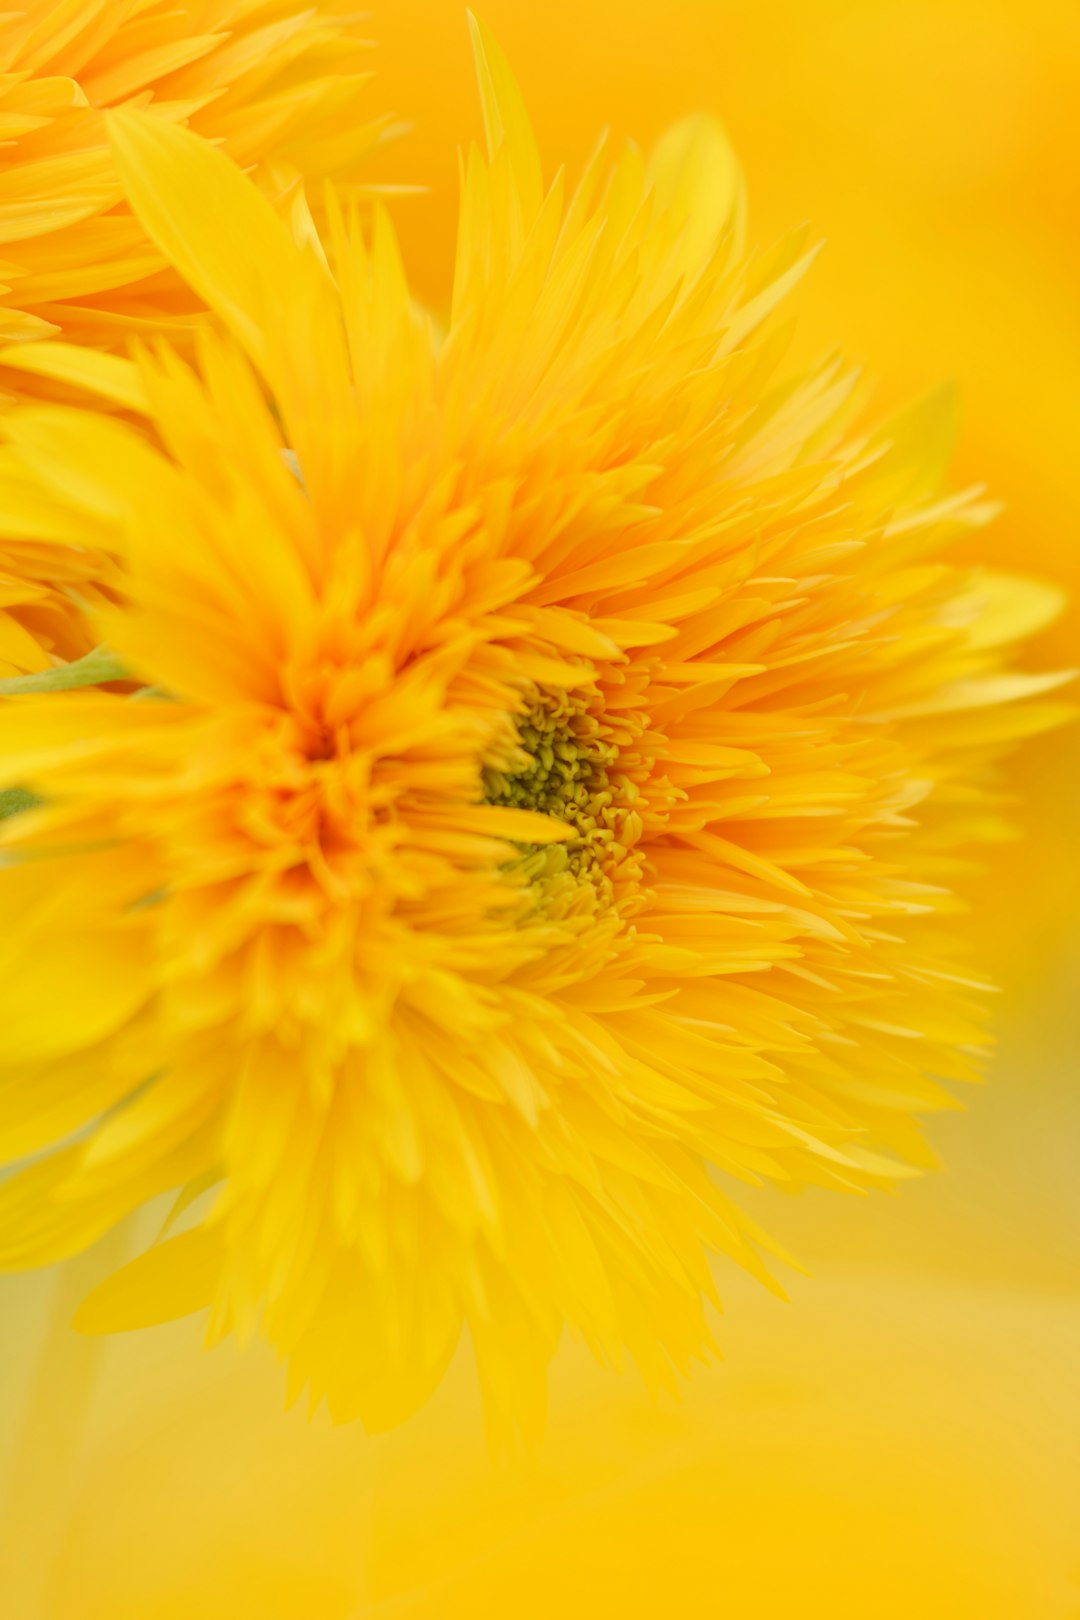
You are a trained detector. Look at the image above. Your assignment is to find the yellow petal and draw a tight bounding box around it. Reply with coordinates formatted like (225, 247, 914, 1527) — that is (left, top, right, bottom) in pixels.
(963, 570, 1067, 650)
(0, 342, 148, 413)
(73, 1225, 222, 1335)
(467, 12, 544, 228)
(105, 107, 301, 379)
(648, 115, 747, 277)
(0, 928, 153, 1065)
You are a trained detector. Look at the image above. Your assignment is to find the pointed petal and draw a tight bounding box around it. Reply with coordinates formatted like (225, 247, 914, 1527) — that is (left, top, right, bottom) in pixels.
(105, 107, 299, 379)
(0, 344, 148, 413)
(467, 12, 544, 227)
(73, 1225, 222, 1334)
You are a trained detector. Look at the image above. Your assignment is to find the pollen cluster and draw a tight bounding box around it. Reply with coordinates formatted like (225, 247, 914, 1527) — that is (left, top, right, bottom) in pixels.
(483, 689, 644, 901)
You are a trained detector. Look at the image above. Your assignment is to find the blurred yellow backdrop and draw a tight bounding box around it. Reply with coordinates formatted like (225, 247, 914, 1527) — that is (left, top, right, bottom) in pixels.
(1, 3, 1078, 1616)
(2, 1242, 1079, 1618)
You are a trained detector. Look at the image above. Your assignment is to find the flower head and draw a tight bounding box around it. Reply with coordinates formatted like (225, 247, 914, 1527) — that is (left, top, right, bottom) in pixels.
(0, 22, 1065, 1439)
(0, 0, 389, 679)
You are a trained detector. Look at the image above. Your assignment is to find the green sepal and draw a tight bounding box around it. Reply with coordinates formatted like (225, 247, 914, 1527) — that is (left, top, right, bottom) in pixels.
(0, 645, 128, 695)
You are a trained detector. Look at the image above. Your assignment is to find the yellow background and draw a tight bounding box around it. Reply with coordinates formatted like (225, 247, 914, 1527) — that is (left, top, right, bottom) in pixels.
(2, 3, 1078, 1615)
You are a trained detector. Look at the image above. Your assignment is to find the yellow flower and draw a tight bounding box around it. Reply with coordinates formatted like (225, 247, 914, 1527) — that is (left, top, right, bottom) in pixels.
(0, 22, 1065, 1440)
(0, 0, 388, 679)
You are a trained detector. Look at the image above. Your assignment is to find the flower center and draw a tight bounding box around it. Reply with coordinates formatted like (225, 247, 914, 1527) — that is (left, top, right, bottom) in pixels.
(483, 690, 643, 900)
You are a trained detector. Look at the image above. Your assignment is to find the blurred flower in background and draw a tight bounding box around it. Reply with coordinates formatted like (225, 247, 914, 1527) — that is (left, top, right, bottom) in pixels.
(0, 0, 392, 682)
(1, 2, 1077, 1616)
(0, 0, 388, 347)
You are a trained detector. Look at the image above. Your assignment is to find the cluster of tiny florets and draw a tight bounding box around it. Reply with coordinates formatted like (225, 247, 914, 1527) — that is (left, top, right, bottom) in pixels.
(483, 689, 644, 893)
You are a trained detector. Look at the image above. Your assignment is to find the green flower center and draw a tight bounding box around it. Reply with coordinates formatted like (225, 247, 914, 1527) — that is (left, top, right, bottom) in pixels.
(483, 693, 640, 893)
